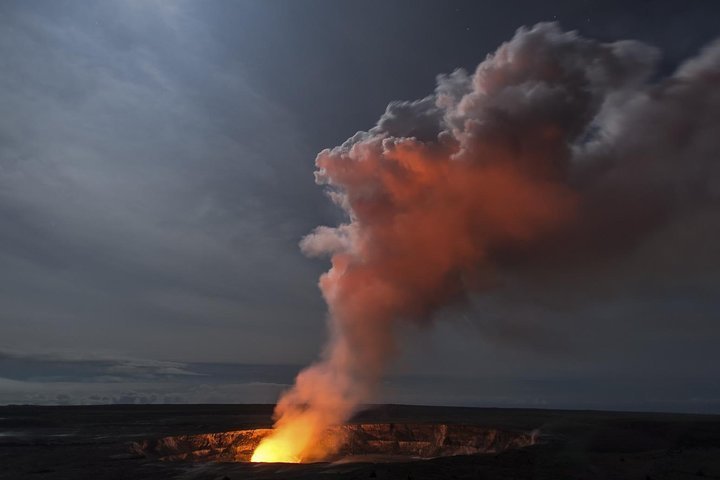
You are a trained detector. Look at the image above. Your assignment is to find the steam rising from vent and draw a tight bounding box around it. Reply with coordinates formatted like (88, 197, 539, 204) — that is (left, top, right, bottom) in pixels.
(252, 23, 720, 462)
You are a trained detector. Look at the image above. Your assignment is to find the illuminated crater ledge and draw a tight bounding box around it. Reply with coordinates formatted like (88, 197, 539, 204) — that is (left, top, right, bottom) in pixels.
(132, 423, 538, 463)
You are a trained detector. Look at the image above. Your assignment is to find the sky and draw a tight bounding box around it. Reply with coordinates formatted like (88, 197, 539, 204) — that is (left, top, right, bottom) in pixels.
(0, 0, 719, 412)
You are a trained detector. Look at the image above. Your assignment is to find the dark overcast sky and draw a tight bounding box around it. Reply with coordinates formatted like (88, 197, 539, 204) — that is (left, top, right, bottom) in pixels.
(1, 0, 719, 411)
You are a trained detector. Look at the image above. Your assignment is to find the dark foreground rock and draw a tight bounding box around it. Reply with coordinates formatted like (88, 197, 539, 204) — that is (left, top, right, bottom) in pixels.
(1, 404, 719, 479)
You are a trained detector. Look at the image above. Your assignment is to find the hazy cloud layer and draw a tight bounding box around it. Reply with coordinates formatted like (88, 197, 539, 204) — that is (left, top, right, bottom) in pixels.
(2, 352, 717, 413)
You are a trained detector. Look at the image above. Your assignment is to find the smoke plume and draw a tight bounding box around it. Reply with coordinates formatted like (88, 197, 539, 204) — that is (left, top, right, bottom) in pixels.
(252, 23, 720, 462)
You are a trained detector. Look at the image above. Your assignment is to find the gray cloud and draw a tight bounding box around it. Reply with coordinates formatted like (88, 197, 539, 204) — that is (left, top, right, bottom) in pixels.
(0, 349, 294, 404)
(0, 377, 288, 406)
(0, 348, 203, 381)
(0, 1, 328, 363)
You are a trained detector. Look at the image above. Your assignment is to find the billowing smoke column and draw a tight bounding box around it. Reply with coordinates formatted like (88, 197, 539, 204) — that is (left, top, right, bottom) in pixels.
(252, 23, 720, 462)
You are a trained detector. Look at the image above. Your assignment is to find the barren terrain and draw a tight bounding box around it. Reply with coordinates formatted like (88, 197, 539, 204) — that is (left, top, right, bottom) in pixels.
(1, 404, 719, 479)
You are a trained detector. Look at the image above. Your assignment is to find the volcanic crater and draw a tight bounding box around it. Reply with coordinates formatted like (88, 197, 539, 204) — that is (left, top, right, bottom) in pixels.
(132, 423, 537, 463)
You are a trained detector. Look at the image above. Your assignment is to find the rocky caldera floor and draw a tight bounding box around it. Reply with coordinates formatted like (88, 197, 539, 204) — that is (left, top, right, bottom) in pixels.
(133, 423, 537, 462)
(1, 404, 719, 479)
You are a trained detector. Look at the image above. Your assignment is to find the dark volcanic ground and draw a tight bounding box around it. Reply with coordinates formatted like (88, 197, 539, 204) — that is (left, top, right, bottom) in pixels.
(1, 404, 719, 479)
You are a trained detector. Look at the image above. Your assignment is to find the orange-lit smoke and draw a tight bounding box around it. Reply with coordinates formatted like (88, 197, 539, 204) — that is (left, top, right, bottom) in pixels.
(253, 144, 576, 462)
(252, 23, 720, 462)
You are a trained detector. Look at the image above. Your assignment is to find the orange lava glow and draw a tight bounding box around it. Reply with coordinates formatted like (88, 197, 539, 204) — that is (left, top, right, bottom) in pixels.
(250, 436, 301, 463)
(250, 413, 330, 463)
(250, 415, 316, 463)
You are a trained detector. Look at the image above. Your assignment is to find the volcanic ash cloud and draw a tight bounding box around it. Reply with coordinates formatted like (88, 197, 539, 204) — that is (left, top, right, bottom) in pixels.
(252, 23, 720, 462)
